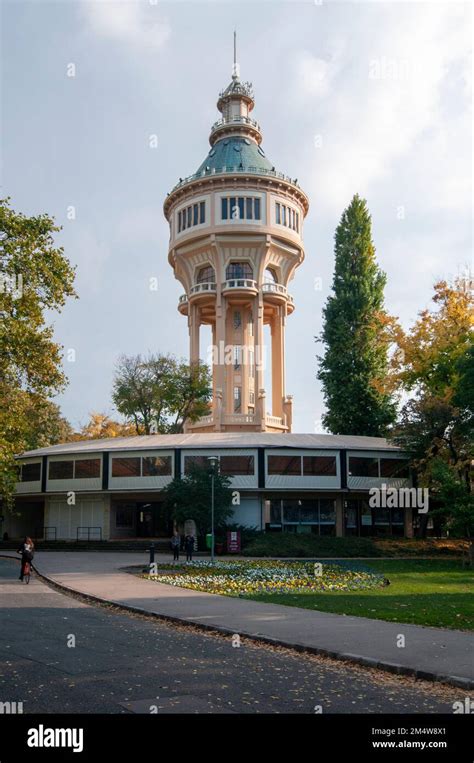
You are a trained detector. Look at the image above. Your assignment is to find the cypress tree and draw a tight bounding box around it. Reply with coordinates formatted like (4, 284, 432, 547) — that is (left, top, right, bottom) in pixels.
(317, 195, 396, 436)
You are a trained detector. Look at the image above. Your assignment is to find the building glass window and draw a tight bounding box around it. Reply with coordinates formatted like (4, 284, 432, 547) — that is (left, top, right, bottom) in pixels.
(264, 267, 277, 283)
(249, 391, 255, 404)
(178, 202, 205, 233)
(226, 262, 253, 280)
(142, 456, 172, 477)
(248, 349, 255, 378)
(302, 456, 337, 476)
(233, 311, 241, 329)
(20, 462, 41, 482)
(380, 459, 409, 478)
(267, 455, 301, 476)
(221, 196, 261, 222)
(48, 460, 74, 480)
(282, 499, 300, 523)
(319, 499, 336, 531)
(271, 498, 336, 535)
(348, 456, 379, 478)
(196, 265, 215, 284)
(219, 455, 255, 476)
(234, 386, 241, 412)
(269, 500, 282, 525)
(184, 455, 209, 474)
(275, 202, 299, 233)
(345, 499, 405, 537)
(111, 457, 141, 478)
(233, 345, 241, 369)
(299, 500, 319, 523)
(115, 505, 134, 529)
(75, 459, 101, 479)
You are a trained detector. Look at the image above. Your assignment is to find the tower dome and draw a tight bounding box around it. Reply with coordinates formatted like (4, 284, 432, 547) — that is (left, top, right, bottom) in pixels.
(163, 45, 309, 434)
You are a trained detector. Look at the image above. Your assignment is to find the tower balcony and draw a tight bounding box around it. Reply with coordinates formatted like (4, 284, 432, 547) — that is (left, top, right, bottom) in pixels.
(185, 412, 289, 433)
(209, 115, 262, 146)
(261, 282, 295, 313)
(178, 282, 216, 314)
(190, 281, 217, 299)
(178, 293, 188, 314)
(222, 278, 258, 296)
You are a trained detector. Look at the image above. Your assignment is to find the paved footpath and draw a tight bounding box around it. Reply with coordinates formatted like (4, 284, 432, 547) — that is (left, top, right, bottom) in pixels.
(5, 552, 473, 689)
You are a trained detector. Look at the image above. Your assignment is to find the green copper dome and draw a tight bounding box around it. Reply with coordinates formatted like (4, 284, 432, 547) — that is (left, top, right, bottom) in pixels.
(195, 136, 274, 175)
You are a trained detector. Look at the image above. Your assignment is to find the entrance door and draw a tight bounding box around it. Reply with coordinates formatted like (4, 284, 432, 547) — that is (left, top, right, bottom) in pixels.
(135, 502, 172, 538)
(136, 503, 154, 537)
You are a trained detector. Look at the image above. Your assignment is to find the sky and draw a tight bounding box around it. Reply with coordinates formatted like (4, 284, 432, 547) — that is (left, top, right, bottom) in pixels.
(2, 0, 472, 434)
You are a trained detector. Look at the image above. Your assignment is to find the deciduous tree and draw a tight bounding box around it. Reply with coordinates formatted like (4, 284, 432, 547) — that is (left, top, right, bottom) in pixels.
(0, 199, 76, 507)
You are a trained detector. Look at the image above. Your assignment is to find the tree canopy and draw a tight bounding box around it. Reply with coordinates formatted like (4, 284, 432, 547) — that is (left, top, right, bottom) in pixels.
(0, 199, 76, 507)
(112, 353, 212, 434)
(162, 463, 234, 540)
(317, 194, 396, 436)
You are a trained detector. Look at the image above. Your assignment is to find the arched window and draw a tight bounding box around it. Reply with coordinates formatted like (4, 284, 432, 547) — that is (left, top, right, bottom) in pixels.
(196, 265, 215, 284)
(226, 262, 253, 280)
(264, 267, 277, 283)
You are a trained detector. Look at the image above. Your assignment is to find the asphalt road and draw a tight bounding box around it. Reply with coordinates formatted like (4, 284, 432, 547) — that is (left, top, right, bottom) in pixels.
(0, 558, 462, 714)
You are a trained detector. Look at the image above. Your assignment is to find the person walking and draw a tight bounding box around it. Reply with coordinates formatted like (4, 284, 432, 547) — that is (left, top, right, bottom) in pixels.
(170, 530, 181, 562)
(184, 533, 195, 562)
(17, 536, 34, 581)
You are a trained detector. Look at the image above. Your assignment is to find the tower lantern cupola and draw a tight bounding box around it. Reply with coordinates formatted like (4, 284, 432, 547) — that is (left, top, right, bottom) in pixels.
(163, 42, 309, 434)
(210, 36, 261, 147)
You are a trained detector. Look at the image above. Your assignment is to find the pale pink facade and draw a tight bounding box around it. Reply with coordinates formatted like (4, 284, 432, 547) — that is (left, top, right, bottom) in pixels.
(163, 65, 309, 433)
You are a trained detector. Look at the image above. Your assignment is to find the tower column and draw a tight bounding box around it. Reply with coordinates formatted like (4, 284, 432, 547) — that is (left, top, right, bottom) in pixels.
(189, 303, 200, 363)
(254, 293, 265, 426)
(214, 296, 226, 427)
(271, 305, 286, 418)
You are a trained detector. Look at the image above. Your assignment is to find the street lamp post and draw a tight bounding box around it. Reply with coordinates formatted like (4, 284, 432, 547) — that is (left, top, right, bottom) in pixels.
(208, 456, 219, 564)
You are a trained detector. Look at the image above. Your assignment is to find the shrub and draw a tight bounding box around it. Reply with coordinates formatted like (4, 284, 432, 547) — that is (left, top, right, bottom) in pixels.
(242, 534, 382, 558)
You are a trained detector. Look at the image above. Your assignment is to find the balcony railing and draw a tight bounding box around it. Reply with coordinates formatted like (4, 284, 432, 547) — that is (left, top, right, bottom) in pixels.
(178, 294, 188, 305)
(169, 166, 301, 193)
(211, 115, 261, 132)
(187, 412, 287, 429)
(223, 278, 257, 291)
(222, 413, 255, 425)
(265, 414, 285, 427)
(190, 282, 217, 296)
(262, 282, 294, 303)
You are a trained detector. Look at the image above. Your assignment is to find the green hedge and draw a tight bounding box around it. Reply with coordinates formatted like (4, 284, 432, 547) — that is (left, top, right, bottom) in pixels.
(241, 534, 467, 558)
(242, 534, 382, 558)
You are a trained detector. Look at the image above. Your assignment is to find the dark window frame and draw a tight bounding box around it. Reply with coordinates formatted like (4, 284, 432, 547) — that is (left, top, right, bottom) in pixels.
(111, 457, 141, 478)
(48, 460, 74, 481)
(267, 455, 302, 476)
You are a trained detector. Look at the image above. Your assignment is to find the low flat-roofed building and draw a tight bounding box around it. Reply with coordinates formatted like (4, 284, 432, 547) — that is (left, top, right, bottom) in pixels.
(7, 433, 415, 541)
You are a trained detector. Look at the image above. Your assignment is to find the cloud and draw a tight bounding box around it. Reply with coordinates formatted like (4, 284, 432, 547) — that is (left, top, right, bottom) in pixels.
(83, 0, 171, 48)
(295, 52, 334, 98)
(294, 2, 471, 215)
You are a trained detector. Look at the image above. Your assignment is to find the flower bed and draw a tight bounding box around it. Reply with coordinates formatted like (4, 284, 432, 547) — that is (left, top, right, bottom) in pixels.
(141, 559, 386, 596)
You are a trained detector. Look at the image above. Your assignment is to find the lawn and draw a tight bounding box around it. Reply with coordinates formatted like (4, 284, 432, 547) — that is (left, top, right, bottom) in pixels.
(245, 559, 474, 631)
